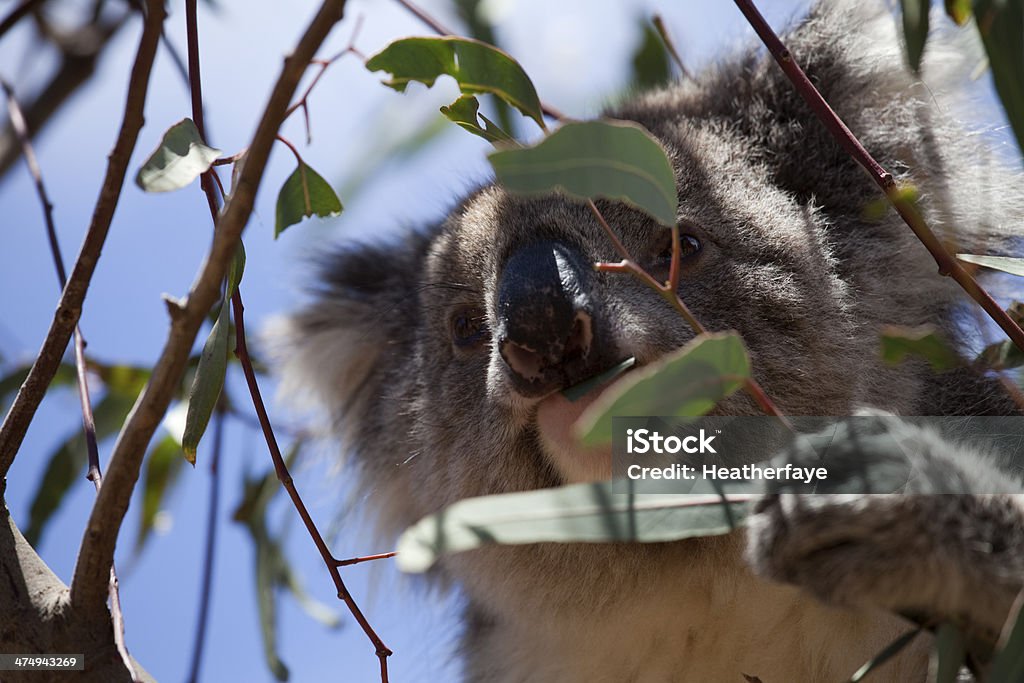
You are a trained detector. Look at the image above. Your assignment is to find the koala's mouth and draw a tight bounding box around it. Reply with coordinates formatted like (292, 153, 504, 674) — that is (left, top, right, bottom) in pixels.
(534, 358, 637, 485)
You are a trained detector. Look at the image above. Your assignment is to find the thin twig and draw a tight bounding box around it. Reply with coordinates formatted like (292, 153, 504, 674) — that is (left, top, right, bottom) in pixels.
(0, 0, 162, 478)
(2, 74, 137, 681)
(186, 408, 223, 683)
(334, 552, 398, 567)
(181, 1, 391, 675)
(651, 14, 693, 80)
(732, 0, 1024, 355)
(232, 290, 393, 678)
(392, 0, 566, 122)
(70, 0, 349, 616)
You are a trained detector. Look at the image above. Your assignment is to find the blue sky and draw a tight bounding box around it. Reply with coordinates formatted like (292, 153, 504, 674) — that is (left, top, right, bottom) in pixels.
(3, 1, 1011, 681)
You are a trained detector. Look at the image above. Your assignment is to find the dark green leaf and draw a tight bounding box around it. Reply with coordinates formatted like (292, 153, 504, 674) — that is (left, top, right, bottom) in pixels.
(849, 628, 923, 682)
(135, 118, 221, 193)
(274, 162, 343, 238)
(973, 0, 1024, 156)
(931, 623, 966, 683)
(440, 95, 515, 144)
(396, 480, 750, 573)
(24, 391, 138, 545)
(946, 0, 972, 23)
(880, 324, 960, 371)
(631, 19, 671, 88)
(990, 594, 1024, 683)
(182, 302, 230, 464)
(134, 434, 186, 555)
(957, 253, 1024, 277)
(489, 120, 678, 227)
(577, 333, 749, 446)
(562, 357, 636, 402)
(900, 0, 931, 73)
(226, 242, 246, 299)
(365, 36, 544, 128)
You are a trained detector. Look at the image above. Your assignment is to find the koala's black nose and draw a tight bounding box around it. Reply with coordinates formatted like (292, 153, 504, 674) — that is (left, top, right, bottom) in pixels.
(496, 241, 604, 398)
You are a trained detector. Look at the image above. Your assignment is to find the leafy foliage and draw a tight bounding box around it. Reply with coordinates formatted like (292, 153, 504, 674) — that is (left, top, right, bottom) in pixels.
(135, 118, 221, 193)
(274, 163, 343, 238)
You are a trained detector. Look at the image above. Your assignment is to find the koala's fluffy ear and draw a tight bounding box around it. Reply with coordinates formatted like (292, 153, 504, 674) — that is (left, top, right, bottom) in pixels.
(268, 229, 434, 435)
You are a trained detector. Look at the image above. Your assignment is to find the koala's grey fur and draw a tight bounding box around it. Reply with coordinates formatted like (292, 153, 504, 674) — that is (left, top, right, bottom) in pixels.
(274, 1, 1024, 681)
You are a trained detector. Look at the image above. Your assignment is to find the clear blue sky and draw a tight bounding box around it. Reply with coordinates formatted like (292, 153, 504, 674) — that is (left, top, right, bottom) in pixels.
(3, 1, 1009, 681)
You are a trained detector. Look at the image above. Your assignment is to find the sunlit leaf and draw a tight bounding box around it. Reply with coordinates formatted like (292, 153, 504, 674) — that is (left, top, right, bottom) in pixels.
(957, 253, 1024, 277)
(973, 0, 1024, 155)
(946, 0, 972, 23)
(395, 480, 750, 573)
(135, 118, 221, 193)
(576, 333, 749, 446)
(440, 95, 515, 144)
(880, 324, 960, 371)
(900, 0, 930, 73)
(274, 162, 343, 238)
(182, 302, 230, 464)
(366, 36, 545, 128)
(489, 120, 678, 227)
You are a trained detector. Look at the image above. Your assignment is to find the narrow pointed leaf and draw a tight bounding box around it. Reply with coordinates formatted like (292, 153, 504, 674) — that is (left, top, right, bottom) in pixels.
(274, 162, 343, 238)
(900, 0, 930, 73)
(973, 0, 1024, 155)
(135, 118, 221, 192)
(957, 253, 1024, 277)
(226, 242, 246, 299)
(945, 0, 972, 23)
(366, 36, 544, 128)
(576, 332, 749, 446)
(182, 302, 230, 464)
(440, 95, 515, 144)
(880, 325, 960, 371)
(489, 120, 678, 227)
(134, 433, 186, 554)
(396, 480, 750, 573)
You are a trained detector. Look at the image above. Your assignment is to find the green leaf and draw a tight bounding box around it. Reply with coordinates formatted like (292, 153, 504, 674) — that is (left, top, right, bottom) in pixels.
(182, 301, 230, 464)
(135, 118, 221, 193)
(576, 332, 749, 446)
(24, 391, 138, 545)
(366, 36, 545, 128)
(957, 253, 1024, 277)
(930, 623, 965, 683)
(973, 0, 1024, 156)
(631, 19, 671, 88)
(226, 242, 246, 299)
(395, 480, 750, 573)
(562, 357, 636, 402)
(134, 433, 186, 555)
(849, 628, 923, 682)
(990, 594, 1024, 683)
(900, 0, 931, 73)
(440, 95, 515, 144)
(880, 324, 960, 371)
(274, 162, 343, 238)
(945, 0, 972, 23)
(489, 120, 678, 227)
(0, 362, 77, 414)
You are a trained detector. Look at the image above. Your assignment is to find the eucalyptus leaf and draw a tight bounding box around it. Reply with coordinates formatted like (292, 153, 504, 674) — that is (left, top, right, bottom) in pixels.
(631, 19, 671, 88)
(489, 120, 678, 227)
(576, 333, 749, 446)
(135, 118, 221, 192)
(945, 0, 972, 23)
(396, 480, 750, 573)
(440, 95, 515, 144)
(182, 302, 230, 464)
(900, 0, 930, 73)
(973, 0, 1024, 155)
(366, 36, 544, 128)
(957, 253, 1024, 277)
(274, 162, 343, 238)
(134, 433, 186, 554)
(880, 325, 960, 371)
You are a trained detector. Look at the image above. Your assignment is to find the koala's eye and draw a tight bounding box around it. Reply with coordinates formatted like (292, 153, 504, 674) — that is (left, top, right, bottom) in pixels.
(657, 233, 702, 262)
(450, 306, 489, 350)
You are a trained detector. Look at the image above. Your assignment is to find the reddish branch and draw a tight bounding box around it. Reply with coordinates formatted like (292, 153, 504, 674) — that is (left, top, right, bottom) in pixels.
(184, 0, 391, 678)
(732, 0, 1024, 355)
(71, 0, 348, 621)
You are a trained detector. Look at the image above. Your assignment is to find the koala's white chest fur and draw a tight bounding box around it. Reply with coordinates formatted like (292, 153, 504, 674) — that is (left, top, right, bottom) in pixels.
(461, 535, 927, 682)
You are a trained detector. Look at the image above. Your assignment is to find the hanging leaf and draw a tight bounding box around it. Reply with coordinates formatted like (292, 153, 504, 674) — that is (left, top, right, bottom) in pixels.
(576, 333, 749, 446)
(440, 95, 515, 144)
(631, 19, 671, 88)
(396, 480, 750, 573)
(134, 433, 186, 554)
(135, 118, 221, 192)
(181, 302, 230, 464)
(274, 162, 343, 238)
(957, 253, 1024, 277)
(973, 0, 1024, 155)
(900, 0, 931, 73)
(880, 324, 960, 371)
(366, 36, 545, 128)
(489, 119, 678, 227)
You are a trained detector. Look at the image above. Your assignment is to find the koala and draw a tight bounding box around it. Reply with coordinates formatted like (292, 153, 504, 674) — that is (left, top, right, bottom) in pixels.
(274, 1, 1024, 681)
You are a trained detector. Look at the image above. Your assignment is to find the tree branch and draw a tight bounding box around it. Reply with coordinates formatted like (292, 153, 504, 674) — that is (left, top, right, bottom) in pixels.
(69, 0, 349, 616)
(0, 0, 163, 479)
